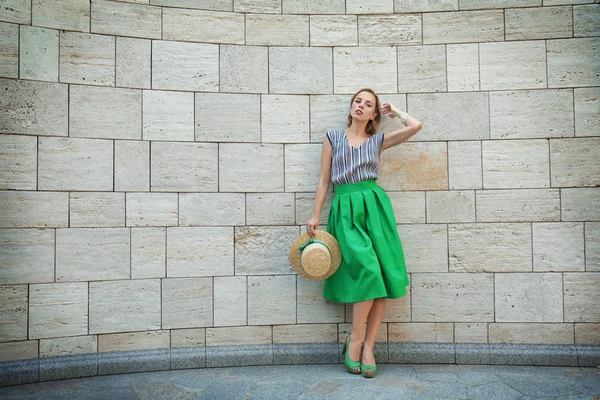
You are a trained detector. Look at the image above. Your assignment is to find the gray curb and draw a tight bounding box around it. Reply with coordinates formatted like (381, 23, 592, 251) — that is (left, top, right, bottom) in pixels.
(1, 343, 598, 387)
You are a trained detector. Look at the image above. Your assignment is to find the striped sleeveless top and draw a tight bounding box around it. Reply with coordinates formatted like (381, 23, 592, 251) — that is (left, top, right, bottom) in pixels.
(326, 129, 385, 186)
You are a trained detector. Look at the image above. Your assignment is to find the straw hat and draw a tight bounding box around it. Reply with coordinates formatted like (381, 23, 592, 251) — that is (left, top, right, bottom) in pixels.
(289, 230, 341, 280)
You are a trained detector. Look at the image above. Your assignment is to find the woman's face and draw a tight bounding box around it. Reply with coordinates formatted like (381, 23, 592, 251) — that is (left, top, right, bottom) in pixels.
(350, 91, 378, 123)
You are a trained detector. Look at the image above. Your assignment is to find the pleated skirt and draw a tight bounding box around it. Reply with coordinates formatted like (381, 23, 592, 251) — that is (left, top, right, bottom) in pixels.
(322, 179, 409, 303)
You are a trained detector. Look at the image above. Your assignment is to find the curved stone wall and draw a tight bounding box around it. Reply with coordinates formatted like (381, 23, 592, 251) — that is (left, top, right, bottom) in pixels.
(0, 0, 599, 367)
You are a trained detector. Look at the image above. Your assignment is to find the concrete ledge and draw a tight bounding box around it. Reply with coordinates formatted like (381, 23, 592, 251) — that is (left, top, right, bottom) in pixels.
(0, 343, 598, 387)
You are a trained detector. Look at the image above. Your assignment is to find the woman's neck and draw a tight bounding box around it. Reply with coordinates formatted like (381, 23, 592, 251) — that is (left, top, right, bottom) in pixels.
(346, 120, 369, 137)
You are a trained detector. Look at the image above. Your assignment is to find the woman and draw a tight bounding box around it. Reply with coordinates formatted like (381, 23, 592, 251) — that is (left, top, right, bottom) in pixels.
(307, 88, 422, 378)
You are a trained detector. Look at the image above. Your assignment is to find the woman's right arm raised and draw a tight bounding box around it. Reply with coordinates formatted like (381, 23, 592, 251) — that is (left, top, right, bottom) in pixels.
(307, 136, 333, 237)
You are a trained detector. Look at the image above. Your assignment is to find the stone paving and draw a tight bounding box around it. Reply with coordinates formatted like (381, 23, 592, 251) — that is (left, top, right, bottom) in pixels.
(0, 363, 598, 400)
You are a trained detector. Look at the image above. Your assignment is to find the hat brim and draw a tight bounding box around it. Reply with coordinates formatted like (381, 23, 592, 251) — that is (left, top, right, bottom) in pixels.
(289, 230, 341, 281)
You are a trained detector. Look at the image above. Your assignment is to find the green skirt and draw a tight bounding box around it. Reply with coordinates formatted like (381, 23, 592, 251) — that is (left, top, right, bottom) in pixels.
(323, 179, 409, 303)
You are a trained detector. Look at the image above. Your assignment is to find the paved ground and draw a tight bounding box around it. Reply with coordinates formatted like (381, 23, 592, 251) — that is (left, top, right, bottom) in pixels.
(0, 363, 599, 399)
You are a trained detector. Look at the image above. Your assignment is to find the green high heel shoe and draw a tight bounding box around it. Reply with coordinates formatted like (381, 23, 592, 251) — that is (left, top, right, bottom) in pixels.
(342, 334, 361, 374)
(361, 346, 377, 378)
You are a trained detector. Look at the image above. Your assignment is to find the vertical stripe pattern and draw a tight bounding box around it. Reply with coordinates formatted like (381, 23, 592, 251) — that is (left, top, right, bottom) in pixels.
(326, 129, 384, 186)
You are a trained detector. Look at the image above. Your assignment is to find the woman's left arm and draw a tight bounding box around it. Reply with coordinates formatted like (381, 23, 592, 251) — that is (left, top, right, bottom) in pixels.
(380, 103, 423, 151)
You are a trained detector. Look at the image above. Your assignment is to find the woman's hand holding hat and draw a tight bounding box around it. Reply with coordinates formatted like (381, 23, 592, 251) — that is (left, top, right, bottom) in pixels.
(306, 216, 319, 237)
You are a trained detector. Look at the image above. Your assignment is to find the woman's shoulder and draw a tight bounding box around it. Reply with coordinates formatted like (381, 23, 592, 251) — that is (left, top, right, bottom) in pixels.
(325, 128, 345, 141)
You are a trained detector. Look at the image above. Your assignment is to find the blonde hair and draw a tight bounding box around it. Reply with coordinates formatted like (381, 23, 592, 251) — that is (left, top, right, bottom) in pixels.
(347, 88, 382, 136)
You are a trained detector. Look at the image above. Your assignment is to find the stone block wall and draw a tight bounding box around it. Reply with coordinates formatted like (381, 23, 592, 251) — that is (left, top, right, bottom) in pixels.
(0, 0, 598, 364)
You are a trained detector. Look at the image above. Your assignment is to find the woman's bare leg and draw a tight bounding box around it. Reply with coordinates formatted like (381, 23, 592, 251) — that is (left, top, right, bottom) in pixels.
(348, 299, 374, 372)
(362, 298, 386, 372)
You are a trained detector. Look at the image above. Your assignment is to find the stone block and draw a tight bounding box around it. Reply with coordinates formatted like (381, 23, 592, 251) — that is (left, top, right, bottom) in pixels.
(282, 0, 345, 13)
(488, 343, 578, 366)
(347, 0, 393, 13)
(0, 78, 68, 136)
(310, 15, 357, 47)
(533, 222, 585, 272)
(547, 38, 600, 88)
(586, 222, 600, 271)
(39, 137, 113, 191)
(195, 93, 260, 142)
(235, 226, 298, 275)
(163, 8, 244, 44)
(274, 343, 338, 365)
(219, 144, 283, 192)
(0, 0, 31, 24)
(0, 229, 54, 285)
(0, 22, 17, 78)
(561, 188, 600, 221)
(388, 323, 453, 343)
(398, 224, 448, 273)
(575, 323, 600, 344)
(577, 344, 600, 367)
(40, 336, 98, 358)
(0, 285, 28, 341)
(273, 324, 337, 344)
(213, 277, 246, 327)
(0, 134, 36, 190)
(91, 0, 161, 39)
(506, 6, 572, 40)
(447, 44, 479, 92)
(56, 228, 130, 282)
(0, 191, 68, 228)
(39, 354, 98, 382)
(490, 89, 574, 139)
(19, 26, 59, 82)
(235, 0, 280, 12)
(423, 10, 503, 44)
(29, 283, 88, 339)
(397, 45, 445, 92)
(246, 14, 308, 46)
(448, 141, 482, 189)
(262, 95, 309, 143)
(495, 273, 563, 322)
(574, 87, 600, 137)
(152, 40, 219, 91)
(70, 192, 125, 227)
(408, 93, 489, 141)
(564, 272, 600, 322)
(455, 343, 491, 364)
(150, 0, 232, 10)
(309, 95, 348, 142)
(270, 47, 333, 94)
(32, 0, 89, 31)
(90, 280, 161, 334)
(359, 14, 421, 46)
(389, 342, 455, 364)
(489, 323, 574, 344)
(126, 193, 178, 227)
(295, 191, 334, 226)
(412, 273, 494, 322)
(97, 349, 169, 375)
(70, 85, 141, 140)
(426, 191, 475, 223)
(285, 144, 321, 192)
(382, 292, 411, 323)
(454, 323, 488, 343)
(0, 358, 38, 386)
(449, 223, 532, 272)
(59, 32, 114, 86)
(459, 0, 540, 8)
(574, 4, 600, 37)
(131, 227, 166, 279)
(296, 278, 344, 323)
(379, 142, 448, 191)
(115, 140, 149, 192)
(482, 139, 550, 188)
(116, 37, 151, 89)
(206, 326, 272, 346)
(143, 90, 194, 141)
(476, 189, 561, 222)
(180, 193, 244, 226)
(220, 45, 268, 93)
(246, 193, 295, 225)
(551, 137, 600, 187)
(387, 191, 426, 223)
(480, 41, 547, 90)
(162, 278, 213, 329)
(0, 341, 37, 362)
(171, 328, 206, 348)
(395, 0, 458, 12)
(151, 142, 218, 192)
(167, 227, 234, 277)
(333, 47, 396, 94)
(206, 344, 273, 368)
(171, 346, 206, 370)
(248, 275, 296, 325)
